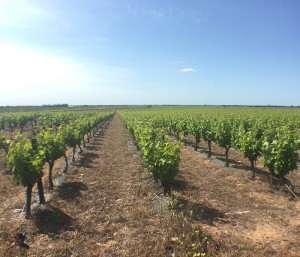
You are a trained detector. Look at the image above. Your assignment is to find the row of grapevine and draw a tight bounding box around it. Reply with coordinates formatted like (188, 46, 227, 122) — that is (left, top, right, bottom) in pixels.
(120, 107, 300, 184)
(1, 111, 113, 218)
(0, 113, 37, 133)
(120, 112, 180, 191)
(0, 111, 101, 135)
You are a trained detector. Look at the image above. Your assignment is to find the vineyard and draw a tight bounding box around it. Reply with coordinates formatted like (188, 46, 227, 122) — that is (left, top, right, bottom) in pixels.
(0, 106, 300, 256)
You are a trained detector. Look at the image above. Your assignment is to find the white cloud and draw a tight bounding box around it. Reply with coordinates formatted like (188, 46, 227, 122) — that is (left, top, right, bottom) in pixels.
(180, 68, 197, 72)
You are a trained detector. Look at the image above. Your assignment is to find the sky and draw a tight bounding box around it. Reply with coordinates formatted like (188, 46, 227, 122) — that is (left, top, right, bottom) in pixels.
(0, 0, 299, 106)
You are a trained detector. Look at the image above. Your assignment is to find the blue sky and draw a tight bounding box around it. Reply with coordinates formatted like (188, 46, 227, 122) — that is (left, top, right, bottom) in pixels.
(0, 0, 299, 106)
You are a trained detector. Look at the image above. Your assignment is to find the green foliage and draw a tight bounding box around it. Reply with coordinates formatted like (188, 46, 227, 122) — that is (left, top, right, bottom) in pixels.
(200, 117, 215, 142)
(62, 124, 82, 148)
(0, 132, 11, 156)
(0, 130, 4, 149)
(37, 129, 65, 163)
(7, 135, 44, 187)
(297, 137, 300, 150)
(177, 119, 189, 136)
(236, 127, 261, 162)
(262, 127, 298, 178)
(122, 116, 180, 184)
(0, 116, 5, 130)
(214, 119, 232, 149)
(143, 134, 180, 183)
(187, 119, 201, 141)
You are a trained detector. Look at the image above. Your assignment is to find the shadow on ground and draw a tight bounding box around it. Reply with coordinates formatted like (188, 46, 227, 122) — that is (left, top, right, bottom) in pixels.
(33, 204, 76, 239)
(75, 152, 99, 169)
(215, 156, 241, 166)
(166, 179, 199, 192)
(174, 197, 228, 226)
(57, 181, 88, 203)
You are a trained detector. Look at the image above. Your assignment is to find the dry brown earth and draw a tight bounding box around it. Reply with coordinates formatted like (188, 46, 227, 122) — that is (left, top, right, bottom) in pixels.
(175, 146, 300, 256)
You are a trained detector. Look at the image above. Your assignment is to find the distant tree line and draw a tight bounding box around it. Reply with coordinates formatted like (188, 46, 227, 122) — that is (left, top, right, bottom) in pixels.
(0, 104, 69, 112)
(42, 104, 68, 108)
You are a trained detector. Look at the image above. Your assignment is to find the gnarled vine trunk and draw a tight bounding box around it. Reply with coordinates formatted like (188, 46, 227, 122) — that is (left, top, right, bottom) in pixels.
(82, 136, 86, 148)
(195, 137, 200, 151)
(63, 153, 68, 173)
(25, 184, 33, 218)
(72, 147, 76, 162)
(207, 140, 212, 158)
(78, 144, 83, 153)
(48, 160, 55, 189)
(37, 177, 45, 204)
(250, 160, 255, 179)
(225, 147, 230, 167)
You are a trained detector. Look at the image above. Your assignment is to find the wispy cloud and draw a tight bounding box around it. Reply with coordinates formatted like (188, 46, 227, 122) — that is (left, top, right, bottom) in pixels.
(180, 68, 197, 72)
(126, 5, 165, 21)
(179, 9, 211, 24)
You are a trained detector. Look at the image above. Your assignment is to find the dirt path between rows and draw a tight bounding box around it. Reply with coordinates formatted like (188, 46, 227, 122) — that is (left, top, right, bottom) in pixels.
(175, 146, 300, 256)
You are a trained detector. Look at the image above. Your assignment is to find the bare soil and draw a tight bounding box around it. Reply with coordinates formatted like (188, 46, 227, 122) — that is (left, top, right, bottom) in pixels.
(173, 146, 300, 256)
(0, 115, 300, 256)
(173, 134, 300, 256)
